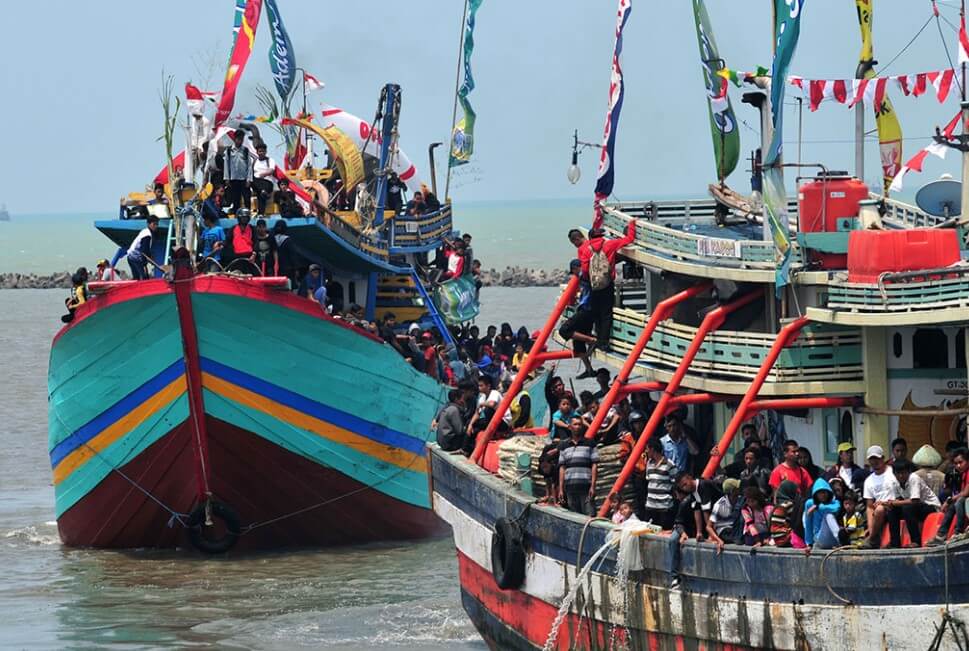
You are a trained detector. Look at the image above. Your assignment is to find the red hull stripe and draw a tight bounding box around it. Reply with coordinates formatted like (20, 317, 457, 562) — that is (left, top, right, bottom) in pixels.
(52, 279, 172, 345)
(49, 360, 185, 467)
(199, 357, 428, 455)
(457, 550, 613, 649)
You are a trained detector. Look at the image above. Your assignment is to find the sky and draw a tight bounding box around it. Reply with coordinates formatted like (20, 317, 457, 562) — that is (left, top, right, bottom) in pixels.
(1, 0, 968, 214)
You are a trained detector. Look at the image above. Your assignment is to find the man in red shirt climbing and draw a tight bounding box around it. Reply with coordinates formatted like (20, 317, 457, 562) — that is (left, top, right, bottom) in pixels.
(566, 220, 636, 377)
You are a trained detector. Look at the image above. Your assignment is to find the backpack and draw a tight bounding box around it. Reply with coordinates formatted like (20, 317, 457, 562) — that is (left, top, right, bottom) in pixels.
(588, 241, 611, 291)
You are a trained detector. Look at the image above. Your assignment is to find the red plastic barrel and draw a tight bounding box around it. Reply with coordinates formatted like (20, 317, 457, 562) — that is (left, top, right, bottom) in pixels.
(798, 175, 869, 269)
(847, 228, 960, 283)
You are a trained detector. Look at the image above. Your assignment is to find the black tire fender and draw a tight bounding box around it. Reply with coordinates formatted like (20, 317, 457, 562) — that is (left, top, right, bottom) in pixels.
(491, 517, 526, 590)
(187, 501, 241, 554)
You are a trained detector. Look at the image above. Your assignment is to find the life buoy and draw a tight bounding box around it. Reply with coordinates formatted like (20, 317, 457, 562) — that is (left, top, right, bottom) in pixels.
(187, 501, 241, 554)
(491, 517, 526, 589)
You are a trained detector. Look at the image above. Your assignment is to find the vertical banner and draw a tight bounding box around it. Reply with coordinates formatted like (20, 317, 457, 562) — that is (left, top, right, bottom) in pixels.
(692, 0, 740, 182)
(264, 0, 297, 101)
(230, 0, 247, 58)
(216, 0, 264, 126)
(592, 0, 633, 231)
(764, 0, 806, 294)
(856, 0, 903, 194)
(450, 0, 484, 167)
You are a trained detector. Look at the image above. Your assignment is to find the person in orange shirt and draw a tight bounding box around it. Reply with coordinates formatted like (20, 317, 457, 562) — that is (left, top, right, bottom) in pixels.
(769, 440, 813, 497)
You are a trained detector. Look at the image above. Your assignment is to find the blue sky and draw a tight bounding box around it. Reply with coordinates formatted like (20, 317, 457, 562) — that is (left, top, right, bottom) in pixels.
(1, 0, 966, 214)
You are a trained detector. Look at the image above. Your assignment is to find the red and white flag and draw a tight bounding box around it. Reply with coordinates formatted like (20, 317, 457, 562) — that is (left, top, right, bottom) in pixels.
(960, 14, 969, 65)
(304, 71, 325, 93)
(888, 110, 961, 192)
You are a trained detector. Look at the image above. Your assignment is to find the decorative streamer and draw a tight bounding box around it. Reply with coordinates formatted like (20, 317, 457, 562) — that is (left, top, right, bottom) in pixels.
(592, 0, 633, 231)
(215, 0, 264, 126)
(450, 0, 484, 167)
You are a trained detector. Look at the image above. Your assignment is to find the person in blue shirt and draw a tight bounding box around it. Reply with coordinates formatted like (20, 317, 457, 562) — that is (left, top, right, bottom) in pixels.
(298, 264, 324, 298)
(199, 212, 225, 272)
(202, 184, 228, 224)
(550, 395, 578, 443)
(660, 413, 694, 474)
(803, 477, 844, 549)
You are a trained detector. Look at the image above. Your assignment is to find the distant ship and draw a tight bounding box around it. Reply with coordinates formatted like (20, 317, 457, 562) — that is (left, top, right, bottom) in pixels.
(0, 204, 10, 221)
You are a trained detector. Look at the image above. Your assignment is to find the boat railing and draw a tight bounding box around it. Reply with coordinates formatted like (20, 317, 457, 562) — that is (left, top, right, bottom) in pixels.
(601, 205, 805, 271)
(875, 194, 944, 230)
(823, 265, 969, 314)
(566, 304, 864, 384)
(390, 205, 454, 253)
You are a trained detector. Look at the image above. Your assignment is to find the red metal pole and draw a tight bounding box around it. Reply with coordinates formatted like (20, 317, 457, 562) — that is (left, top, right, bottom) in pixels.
(666, 393, 725, 409)
(582, 283, 712, 443)
(747, 396, 858, 413)
(471, 275, 581, 464)
(700, 316, 810, 479)
(597, 291, 760, 517)
(532, 350, 577, 363)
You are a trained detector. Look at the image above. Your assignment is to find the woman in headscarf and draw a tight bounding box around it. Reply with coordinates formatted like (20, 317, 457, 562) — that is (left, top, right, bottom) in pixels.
(496, 322, 516, 359)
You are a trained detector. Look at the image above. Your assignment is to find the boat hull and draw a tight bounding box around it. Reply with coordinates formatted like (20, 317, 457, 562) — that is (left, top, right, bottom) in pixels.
(49, 275, 450, 550)
(430, 445, 969, 651)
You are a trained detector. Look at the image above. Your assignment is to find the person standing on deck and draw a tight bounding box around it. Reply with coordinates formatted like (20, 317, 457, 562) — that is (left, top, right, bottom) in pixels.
(567, 220, 636, 369)
(251, 142, 277, 214)
(198, 211, 225, 272)
(557, 259, 597, 379)
(252, 219, 278, 276)
(224, 130, 253, 212)
(643, 437, 678, 528)
(126, 215, 159, 280)
(225, 209, 255, 269)
(769, 440, 813, 497)
(558, 416, 599, 516)
(661, 413, 697, 474)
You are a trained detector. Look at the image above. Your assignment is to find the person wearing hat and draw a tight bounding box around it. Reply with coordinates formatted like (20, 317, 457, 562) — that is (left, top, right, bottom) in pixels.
(927, 446, 969, 546)
(710, 477, 742, 544)
(912, 444, 946, 497)
(826, 442, 867, 492)
(223, 130, 253, 212)
(298, 263, 324, 298)
(94, 258, 115, 282)
(861, 445, 905, 548)
(225, 208, 255, 269)
(476, 354, 500, 388)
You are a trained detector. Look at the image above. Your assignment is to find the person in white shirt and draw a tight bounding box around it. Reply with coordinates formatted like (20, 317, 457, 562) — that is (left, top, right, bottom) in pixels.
(892, 460, 941, 546)
(861, 445, 904, 548)
(251, 142, 277, 214)
(467, 375, 502, 437)
(94, 259, 115, 282)
(126, 216, 159, 280)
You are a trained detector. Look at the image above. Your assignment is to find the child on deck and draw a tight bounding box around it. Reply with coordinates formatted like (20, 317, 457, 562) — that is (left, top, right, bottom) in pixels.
(839, 491, 866, 545)
(741, 487, 773, 546)
(803, 478, 844, 550)
(612, 500, 640, 525)
(550, 396, 577, 443)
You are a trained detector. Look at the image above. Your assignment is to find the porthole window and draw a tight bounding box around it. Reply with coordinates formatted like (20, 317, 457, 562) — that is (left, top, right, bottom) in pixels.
(892, 332, 903, 358)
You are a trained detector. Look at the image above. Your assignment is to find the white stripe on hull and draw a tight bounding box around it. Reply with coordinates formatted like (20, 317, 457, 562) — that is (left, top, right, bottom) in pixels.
(434, 491, 968, 650)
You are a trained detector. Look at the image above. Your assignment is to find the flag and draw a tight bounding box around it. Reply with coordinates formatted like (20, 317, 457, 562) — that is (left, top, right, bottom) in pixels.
(230, 0, 246, 58)
(449, 0, 484, 168)
(432, 275, 480, 324)
(961, 13, 969, 64)
(693, 0, 740, 183)
(185, 83, 205, 115)
(264, 0, 297, 101)
(764, 0, 806, 295)
(304, 71, 325, 92)
(216, 0, 264, 126)
(592, 0, 633, 231)
(319, 105, 424, 191)
(888, 110, 960, 192)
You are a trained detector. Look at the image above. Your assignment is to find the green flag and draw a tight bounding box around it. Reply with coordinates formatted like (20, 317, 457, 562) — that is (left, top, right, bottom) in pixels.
(450, 0, 483, 167)
(432, 275, 480, 324)
(692, 0, 740, 181)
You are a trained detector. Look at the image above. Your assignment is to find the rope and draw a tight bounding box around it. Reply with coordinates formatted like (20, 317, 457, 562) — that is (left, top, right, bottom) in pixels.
(818, 546, 854, 605)
(878, 14, 935, 76)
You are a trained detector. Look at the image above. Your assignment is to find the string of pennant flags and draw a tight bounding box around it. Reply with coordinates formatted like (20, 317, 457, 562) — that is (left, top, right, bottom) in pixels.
(789, 70, 957, 111)
(888, 110, 962, 192)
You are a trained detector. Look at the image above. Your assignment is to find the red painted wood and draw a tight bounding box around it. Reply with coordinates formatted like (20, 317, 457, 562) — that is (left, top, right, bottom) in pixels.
(52, 279, 172, 345)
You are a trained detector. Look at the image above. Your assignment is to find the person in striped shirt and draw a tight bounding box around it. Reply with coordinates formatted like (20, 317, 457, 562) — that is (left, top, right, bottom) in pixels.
(644, 438, 677, 529)
(557, 416, 599, 516)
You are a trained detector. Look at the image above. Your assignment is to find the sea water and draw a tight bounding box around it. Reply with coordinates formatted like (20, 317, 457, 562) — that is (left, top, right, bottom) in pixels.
(0, 285, 610, 649)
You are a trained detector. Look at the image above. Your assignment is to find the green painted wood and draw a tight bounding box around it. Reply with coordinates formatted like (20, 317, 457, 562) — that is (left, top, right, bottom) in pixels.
(47, 294, 183, 451)
(192, 292, 448, 448)
(55, 395, 189, 517)
(203, 389, 430, 508)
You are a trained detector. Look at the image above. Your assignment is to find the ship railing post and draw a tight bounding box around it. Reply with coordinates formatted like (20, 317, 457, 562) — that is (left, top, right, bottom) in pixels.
(700, 316, 810, 479)
(470, 275, 581, 464)
(597, 290, 761, 517)
(581, 283, 713, 443)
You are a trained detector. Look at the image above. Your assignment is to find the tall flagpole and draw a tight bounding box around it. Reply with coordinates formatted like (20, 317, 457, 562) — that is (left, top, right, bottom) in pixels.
(444, 0, 470, 201)
(962, 0, 969, 224)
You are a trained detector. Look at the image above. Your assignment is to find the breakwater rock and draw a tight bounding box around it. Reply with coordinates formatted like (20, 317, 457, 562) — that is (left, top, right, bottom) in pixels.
(1, 272, 74, 289)
(478, 266, 568, 287)
(1, 267, 566, 290)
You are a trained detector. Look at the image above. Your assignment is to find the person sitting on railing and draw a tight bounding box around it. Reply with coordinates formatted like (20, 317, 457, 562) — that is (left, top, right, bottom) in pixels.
(274, 178, 303, 219)
(252, 219, 279, 276)
(147, 183, 170, 217)
(199, 211, 225, 272)
(769, 440, 813, 498)
(202, 183, 228, 223)
(860, 445, 905, 549)
(421, 184, 441, 213)
(440, 240, 466, 281)
(669, 471, 725, 587)
(769, 480, 804, 548)
(710, 478, 742, 544)
(568, 219, 636, 358)
(802, 478, 844, 550)
(466, 375, 503, 441)
(557, 416, 599, 516)
(252, 142, 277, 214)
(838, 491, 866, 545)
(550, 396, 578, 443)
(435, 389, 467, 453)
(61, 267, 89, 323)
(740, 487, 772, 546)
(912, 444, 946, 499)
(405, 191, 426, 216)
(891, 460, 941, 547)
(94, 258, 115, 282)
(927, 447, 969, 546)
(582, 395, 621, 445)
(126, 215, 159, 281)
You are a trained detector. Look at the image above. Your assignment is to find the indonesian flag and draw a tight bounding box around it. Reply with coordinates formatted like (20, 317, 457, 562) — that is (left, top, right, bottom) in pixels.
(888, 110, 960, 192)
(961, 14, 969, 65)
(185, 83, 219, 116)
(215, 0, 263, 126)
(304, 71, 325, 93)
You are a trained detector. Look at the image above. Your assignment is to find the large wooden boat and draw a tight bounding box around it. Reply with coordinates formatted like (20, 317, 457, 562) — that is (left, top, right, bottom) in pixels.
(431, 1, 969, 648)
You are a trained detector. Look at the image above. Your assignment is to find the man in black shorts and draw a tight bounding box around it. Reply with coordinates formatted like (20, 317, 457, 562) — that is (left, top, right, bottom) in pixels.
(558, 259, 598, 378)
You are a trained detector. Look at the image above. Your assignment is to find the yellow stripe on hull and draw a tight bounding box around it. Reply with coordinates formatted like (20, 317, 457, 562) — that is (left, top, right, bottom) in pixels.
(201, 372, 428, 473)
(52, 376, 188, 485)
